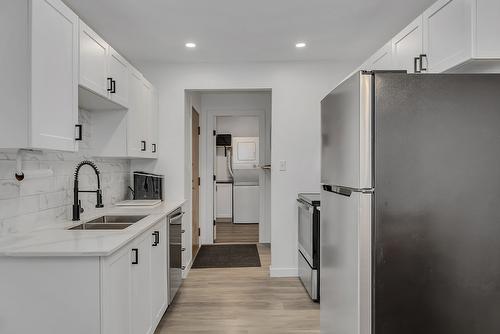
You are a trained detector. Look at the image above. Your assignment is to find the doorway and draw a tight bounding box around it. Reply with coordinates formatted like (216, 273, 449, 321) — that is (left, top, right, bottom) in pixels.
(214, 115, 261, 243)
(191, 107, 200, 256)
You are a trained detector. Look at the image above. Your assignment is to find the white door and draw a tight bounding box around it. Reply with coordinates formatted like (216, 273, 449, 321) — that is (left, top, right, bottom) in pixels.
(423, 0, 473, 72)
(131, 233, 152, 334)
(127, 67, 145, 157)
(79, 20, 109, 97)
(101, 246, 132, 334)
(364, 41, 393, 70)
(150, 221, 167, 326)
(392, 16, 424, 73)
(108, 47, 129, 108)
(30, 0, 78, 152)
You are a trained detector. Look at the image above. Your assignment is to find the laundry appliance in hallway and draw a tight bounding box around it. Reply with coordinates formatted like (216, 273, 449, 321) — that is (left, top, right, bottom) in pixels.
(216, 135, 260, 225)
(320, 71, 500, 334)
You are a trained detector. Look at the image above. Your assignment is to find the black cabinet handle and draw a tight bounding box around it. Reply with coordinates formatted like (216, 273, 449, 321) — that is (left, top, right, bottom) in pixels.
(414, 57, 421, 73)
(132, 248, 139, 264)
(419, 54, 428, 72)
(141, 141, 146, 151)
(107, 77, 113, 92)
(181, 247, 186, 252)
(152, 231, 159, 246)
(111, 79, 116, 94)
(152, 143, 157, 153)
(75, 124, 83, 141)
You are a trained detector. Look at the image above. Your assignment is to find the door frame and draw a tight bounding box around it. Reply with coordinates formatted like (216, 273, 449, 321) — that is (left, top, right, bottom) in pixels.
(202, 109, 271, 245)
(191, 107, 200, 257)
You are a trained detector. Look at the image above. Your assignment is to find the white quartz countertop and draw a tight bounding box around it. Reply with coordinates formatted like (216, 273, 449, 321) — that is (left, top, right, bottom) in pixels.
(0, 200, 185, 257)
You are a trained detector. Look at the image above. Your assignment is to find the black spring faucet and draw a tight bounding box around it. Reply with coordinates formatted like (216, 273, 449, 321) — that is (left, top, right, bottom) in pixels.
(73, 160, 104, 221)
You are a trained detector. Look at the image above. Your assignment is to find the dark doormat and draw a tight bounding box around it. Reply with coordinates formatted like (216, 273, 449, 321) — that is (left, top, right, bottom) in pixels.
(192, 244, 261, 268)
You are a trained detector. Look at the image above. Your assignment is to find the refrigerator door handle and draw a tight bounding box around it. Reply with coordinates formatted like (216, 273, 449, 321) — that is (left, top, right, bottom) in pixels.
(322, 184, 374, 196)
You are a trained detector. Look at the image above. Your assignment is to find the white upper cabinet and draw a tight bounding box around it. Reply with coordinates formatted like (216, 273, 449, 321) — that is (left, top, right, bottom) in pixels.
(0, 0, 79, 152)
(361, 0, 500, 75)
(150, 86, 160, 158)
(127, 66, 147, 158)
(79, 20, 109, 98)
(392, 16, 425, 73)
(423, 0, 473, 73)
(474, 0, 500, 58)
(108, 47, 130, 107)
(362, 41, 393, 70)
(79, 21, 130, 110)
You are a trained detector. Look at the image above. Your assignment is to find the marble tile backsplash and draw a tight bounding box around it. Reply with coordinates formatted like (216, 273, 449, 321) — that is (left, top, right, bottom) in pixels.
(0, 110, 131, 236)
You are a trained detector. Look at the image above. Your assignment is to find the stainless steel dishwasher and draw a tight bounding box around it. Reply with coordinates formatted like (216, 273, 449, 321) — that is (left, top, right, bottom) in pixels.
(168, 208, 184, 303)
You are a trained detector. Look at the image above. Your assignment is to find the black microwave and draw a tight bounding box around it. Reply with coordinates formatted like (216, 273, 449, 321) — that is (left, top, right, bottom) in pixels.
(133, 172, 163, 200)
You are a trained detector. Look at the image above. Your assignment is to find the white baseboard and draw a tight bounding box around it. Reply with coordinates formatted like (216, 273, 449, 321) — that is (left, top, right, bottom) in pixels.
(269, 266, 298, 277)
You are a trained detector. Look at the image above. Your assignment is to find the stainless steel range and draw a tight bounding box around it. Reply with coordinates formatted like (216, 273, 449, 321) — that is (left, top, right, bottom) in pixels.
(297, 193, 320, 301)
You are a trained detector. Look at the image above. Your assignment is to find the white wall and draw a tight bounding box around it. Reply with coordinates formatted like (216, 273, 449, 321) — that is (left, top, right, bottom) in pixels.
(217, 116, 259, 137)
(132, 61, 356, 277)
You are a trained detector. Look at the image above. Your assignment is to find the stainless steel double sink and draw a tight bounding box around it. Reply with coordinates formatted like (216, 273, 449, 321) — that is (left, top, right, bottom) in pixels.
(68, 215, 147, 230)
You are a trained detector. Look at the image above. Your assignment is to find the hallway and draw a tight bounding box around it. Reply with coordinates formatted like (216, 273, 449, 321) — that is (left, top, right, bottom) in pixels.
(154, 244, 319, 333)
(215, 220, 259, 244)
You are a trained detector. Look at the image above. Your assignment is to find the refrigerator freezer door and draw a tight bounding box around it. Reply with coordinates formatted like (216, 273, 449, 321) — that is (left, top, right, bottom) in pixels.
(320, 189, 372, 334)
(321, 71, 373, 189)
(373, 73, 500, 333)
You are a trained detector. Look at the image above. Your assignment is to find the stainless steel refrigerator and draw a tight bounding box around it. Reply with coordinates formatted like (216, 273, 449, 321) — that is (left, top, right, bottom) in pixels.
(320, 71, 500, 334)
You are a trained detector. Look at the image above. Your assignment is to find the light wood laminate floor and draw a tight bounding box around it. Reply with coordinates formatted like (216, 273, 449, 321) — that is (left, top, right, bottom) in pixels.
(154, 244, 319, 333)
(215, 220, 259, 244)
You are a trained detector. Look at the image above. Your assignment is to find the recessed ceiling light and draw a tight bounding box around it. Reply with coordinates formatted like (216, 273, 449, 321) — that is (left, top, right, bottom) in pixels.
(185, 42, 196, 48)
(295, 42, 306, 48)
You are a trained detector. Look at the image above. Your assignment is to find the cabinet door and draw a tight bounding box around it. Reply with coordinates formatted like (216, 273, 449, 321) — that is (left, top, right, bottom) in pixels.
(423, 0, 473, 72)
(131, 232, 152, 334)
(101, 246, 132, 334)
(392, 16, 424, 73)
(475, 0, 500, 58)
(79, 20, 109, 97)
(150, 86, 159, 158)
(108, 47, 129, 108)
(150, 220, 167, 326)
(127, 67, 146, 157)
(216, 183, 233, 219)
(363, 41, 393, 70)
(142, 78, 154, 158)
(30, 0, 79, 152)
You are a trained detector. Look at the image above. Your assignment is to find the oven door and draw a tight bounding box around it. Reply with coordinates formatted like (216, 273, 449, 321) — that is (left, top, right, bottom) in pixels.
(297, 198, 315, 267)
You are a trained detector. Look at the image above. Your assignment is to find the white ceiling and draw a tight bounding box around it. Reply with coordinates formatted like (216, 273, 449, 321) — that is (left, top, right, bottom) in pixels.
(63, 0, 435, 65)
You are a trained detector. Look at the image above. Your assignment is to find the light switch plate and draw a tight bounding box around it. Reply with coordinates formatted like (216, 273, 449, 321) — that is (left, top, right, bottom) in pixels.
(279, 160, 287, 171)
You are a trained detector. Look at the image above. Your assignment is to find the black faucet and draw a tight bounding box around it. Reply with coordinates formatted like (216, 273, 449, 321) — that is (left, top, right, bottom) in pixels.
(73, 160, 104, 221)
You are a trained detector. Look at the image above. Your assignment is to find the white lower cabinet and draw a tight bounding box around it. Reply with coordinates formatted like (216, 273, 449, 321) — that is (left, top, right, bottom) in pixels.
(101, 245, 133, 334)
(131, 231, 153, 334)
(150, 220, 168, 326)
(100, 217, 168, 334)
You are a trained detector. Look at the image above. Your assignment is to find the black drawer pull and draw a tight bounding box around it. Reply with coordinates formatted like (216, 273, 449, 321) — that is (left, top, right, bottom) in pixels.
(152, 231, 159, 246)
(132, 248, 139, 264)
